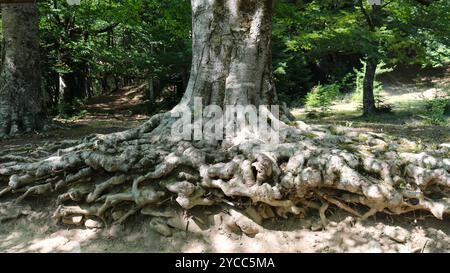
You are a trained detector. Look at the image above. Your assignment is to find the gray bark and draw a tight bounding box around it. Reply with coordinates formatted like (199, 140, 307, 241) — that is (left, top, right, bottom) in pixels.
(0, 3, 44, 136)
(359, 1, 381, 116)
(179, 0, 277, 109)
(363, 59, 377, 115)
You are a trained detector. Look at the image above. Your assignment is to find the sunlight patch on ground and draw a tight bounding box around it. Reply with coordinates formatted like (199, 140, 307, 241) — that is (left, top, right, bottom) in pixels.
(0, 227, 99, 253)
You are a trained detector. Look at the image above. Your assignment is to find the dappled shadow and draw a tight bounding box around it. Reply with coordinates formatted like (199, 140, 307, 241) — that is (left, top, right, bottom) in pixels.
(379, 64, 449, 86)
(0, 200, 209, 253)
(308, 118, 449, 144)
(1, 199, 450, 253)
(292, 65, 449, 144)
(294, 92, 449, 144)
(314, 211, 450, 253)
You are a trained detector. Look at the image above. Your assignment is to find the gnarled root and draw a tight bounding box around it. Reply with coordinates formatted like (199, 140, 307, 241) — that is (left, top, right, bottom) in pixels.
(0, 114, 449, 231)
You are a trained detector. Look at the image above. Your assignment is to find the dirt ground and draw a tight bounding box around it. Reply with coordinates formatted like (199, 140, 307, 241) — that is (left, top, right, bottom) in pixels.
(1, 200, 449, 253)
(0, 68, 449, 253)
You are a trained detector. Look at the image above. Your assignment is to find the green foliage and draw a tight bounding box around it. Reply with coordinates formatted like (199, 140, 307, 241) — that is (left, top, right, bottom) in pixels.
(57, 98, 86, 118)
(421, 97, 450, 126)
(38, 0, 191, 109)
(305, 83, 341, 109)
(3, 0, 449, 119)
(339, 72, 357, 94)
(273, 0, 449, 107)
(385, 0, 450, 67)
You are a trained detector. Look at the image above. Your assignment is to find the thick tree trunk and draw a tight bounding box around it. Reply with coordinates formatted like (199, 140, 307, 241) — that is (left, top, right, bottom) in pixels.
(179, 0, 277, 109)
(362, 59, 377, 115)
(0, 3, 44, 136)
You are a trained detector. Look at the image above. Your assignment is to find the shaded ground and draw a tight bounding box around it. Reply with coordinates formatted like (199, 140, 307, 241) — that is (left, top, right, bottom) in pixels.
(1, 202, 449, 253)
(0, 67, 449, 253)
(0, 85, 150, 148)
(83, 84, 151, 121)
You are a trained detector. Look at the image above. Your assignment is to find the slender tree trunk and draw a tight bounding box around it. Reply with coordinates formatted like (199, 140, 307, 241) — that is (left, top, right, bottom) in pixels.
(113, 76, 119, 92)
(175, 79, 185, 99)
(101, 74, 110, 94)
(359, 1, 381, 116)
(61, 71, 85, 103)
(148, 77, 154, 107)
(86, 64, 93, 99)
(362, 59, 377, 115)
(0, 3, 44, 136)
(179, 0, 277, 110)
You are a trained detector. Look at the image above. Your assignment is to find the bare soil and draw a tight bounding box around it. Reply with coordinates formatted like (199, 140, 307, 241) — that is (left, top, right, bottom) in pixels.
(1, 201, 449, 253)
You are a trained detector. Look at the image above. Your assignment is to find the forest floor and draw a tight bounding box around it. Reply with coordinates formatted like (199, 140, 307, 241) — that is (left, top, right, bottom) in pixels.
(0, 67, 449, 253)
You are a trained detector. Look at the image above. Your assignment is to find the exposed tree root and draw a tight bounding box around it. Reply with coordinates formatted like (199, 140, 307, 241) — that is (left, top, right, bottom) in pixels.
(0, 114, 449, 234)
(314, 190, 362, 218)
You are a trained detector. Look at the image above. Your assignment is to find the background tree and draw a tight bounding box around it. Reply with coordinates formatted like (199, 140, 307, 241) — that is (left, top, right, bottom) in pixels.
(0, 2, 44, 137)
(38, 0, 191, 116)
(273, 0, 449, 113)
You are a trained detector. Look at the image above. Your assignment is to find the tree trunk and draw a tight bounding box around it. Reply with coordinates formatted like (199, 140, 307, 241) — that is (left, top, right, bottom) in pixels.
(101, 74, 110, 94)
(61, 71, 85, 103)
(180, 0, 277, 109)
(0, 3, 44, 136)
(148, 77, 155, 107)
(362, 59, 377, 115)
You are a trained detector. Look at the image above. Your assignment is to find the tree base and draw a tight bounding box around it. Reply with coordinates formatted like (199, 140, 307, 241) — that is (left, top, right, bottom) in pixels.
(0, 113, 449, 234)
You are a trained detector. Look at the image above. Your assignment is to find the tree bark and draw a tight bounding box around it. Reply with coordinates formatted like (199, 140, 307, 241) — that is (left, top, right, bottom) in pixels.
(362, 59, 377, 115)
(0, 3, 44, 136)
(359, 1, 381, 116)
(179, 0, 277, 109)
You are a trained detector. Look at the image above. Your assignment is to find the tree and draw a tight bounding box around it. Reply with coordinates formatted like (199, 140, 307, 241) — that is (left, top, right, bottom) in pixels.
(0, 2, 44, 137)
(0, 0, 449, 231)
(358, 0, 380, 115)
(273, 0, 449, 113)
(38, 0, 192, 115)
(356, 0, 450, 114)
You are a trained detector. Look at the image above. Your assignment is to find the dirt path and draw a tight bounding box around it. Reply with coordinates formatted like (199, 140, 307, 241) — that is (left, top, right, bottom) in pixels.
(0, 85, 150, 149)
(83, 84, 150, 121)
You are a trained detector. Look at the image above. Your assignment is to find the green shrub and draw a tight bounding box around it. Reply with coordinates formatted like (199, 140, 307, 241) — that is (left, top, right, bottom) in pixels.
(339, 72, 356, 94)
(421, 98, 449, 125)
(304, 83, 341, 109)
(57, 98, 87, 119)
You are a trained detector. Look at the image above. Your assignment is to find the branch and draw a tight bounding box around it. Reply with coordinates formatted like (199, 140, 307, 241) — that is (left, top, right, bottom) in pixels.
(51, 0, 63, 27)
(91, 23, 120, 35)
(413, 0, 432, 5)
(382, 0, 395, 8)
(358, 0, 375, 31)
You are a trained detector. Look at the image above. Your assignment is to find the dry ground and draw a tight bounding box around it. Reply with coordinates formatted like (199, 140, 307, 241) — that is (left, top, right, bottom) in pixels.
(1, 201, 449, 253)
